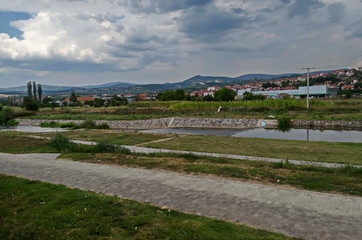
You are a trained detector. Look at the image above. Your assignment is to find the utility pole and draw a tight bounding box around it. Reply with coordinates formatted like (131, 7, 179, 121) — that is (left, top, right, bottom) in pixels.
(302, 67, 316, 109)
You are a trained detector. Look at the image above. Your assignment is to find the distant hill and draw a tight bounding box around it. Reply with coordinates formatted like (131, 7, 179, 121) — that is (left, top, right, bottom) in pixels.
(82, 82, 137, 89)
(0, 69, 346, 96)
(235, 73, 299, 81)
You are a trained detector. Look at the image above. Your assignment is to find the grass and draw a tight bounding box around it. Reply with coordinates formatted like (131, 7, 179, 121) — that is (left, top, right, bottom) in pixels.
(144, 135, 362, 165)
(19, 99, 362, 121)
(38, 129, 174, 146)
(36, 129, 362, 165)
(0, 132, 360, 196)
(61, 152, 362, 196)
(0, 132, 57, 153)
(0, 175, 296, 240)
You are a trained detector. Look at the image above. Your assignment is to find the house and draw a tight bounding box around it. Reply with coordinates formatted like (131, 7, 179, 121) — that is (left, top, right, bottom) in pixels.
(207, 86, 221, 91)
(341, 85, 354, 90)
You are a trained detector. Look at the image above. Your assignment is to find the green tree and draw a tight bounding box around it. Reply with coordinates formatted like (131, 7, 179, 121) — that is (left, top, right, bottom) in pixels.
(203, 95, 214, 101)
(69, 92, 78, 102)
(32, 81, 37, 101)
(214, 88, 235, 101)
(93, 98, 105, 107)
(37, 84, 43, 102)
(157, 89, 186, 101)
(242, 92, 266, 101)
(23, 96, 39, 111)
(27, 81, 32, 99)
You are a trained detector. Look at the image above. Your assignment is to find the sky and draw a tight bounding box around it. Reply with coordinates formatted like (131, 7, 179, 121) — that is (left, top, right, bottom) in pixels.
(0, 0, 362, 88)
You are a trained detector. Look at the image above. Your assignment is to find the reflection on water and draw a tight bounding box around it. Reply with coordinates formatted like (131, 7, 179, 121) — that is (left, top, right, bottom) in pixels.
(140, 128, 362, 143)
(0, 126, 68, 133)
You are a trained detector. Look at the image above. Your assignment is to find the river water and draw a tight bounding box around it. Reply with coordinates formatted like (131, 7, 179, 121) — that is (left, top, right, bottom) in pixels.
(140, 128, 362, 143)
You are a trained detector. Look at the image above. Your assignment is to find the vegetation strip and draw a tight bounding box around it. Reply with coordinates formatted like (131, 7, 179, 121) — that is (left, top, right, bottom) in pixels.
(31, 129, 362, 165)
(0, 175, 295, 240)
(1, 132, 361, 196)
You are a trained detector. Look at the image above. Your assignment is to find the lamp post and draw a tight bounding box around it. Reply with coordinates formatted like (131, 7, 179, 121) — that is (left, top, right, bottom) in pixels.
(302, 67, 316, 109)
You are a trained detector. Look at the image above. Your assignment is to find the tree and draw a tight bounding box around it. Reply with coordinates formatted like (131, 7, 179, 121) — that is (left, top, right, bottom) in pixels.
(214, 88, 235, 101)
(69, 92, 78, 102)
(93, 98, 105, 107)
(242, 92, 266, 101)
(203, 95, 214, 101)
(37, 84, 43, 102)
(32, 82, 37, 101)
(27, 82, 32, 99)
(22, 96, 39, 111)
(157, 89, 186, 101)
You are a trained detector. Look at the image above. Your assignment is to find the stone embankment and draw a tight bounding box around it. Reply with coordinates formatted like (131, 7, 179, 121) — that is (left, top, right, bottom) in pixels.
(17, 118, 362, 130)
(291, 120, 362, 130)
(16, 118, 260, 130)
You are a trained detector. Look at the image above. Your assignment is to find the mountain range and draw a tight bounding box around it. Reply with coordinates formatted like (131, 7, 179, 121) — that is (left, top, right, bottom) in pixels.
(0, 71, 334, 96)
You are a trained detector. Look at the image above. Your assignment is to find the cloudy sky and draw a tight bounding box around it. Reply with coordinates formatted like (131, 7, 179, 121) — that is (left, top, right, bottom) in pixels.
(0, 0, 362, 87)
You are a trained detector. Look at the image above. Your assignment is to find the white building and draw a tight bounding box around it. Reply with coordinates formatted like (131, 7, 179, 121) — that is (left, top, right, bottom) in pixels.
(238, 85, 338, 98)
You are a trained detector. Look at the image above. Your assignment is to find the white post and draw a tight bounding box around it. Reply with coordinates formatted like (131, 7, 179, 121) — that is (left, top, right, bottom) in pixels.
(302, 67, 316, 109)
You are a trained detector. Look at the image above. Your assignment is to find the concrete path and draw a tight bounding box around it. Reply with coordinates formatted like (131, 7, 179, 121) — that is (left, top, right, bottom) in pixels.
(28, 136, 362, 168)
(1, 152, 361, 240)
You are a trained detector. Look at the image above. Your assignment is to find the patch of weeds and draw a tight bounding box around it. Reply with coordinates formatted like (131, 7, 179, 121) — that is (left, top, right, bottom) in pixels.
(276, 116, 291, 131)
(50, 133, 76, 152)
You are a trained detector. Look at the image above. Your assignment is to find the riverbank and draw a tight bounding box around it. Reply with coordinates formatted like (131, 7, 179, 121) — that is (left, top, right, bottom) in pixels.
(16, 118, 362, 130)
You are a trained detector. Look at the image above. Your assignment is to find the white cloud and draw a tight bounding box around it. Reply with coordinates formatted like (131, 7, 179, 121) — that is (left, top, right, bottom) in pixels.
(0, 0, 361, 87)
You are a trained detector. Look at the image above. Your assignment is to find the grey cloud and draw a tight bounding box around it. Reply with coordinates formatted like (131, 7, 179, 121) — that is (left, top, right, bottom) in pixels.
(178, 5, 250, 41)
(279, 0, 291, 4)
(287, 0, 325, 19)
(128, 0, 213, 13)
(327, 2, 346, 23)
(348, 18, 362, 39)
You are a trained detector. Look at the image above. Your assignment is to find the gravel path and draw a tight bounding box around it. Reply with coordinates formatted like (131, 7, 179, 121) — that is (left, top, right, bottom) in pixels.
(1, 152, 361, 240)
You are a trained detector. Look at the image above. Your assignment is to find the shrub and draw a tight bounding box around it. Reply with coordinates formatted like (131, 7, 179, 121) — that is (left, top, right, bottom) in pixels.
(0, 104, 3, 111)
(94, 141, 130, 154)
(40, 122, 76, 128)
(50, 134, 75, 152)
(80, 119, 97, 129)
(6, 119, 19, 126)
(96, 123, 110, 129)
(277, 116, 291, 131)
(0, 107, 15, 125)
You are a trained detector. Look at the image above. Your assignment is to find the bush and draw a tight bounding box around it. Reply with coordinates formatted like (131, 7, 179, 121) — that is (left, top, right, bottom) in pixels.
(96, 123, 110, 129)
(80, 119, 97, 129)
(94, 141, 131, 154)
(0, 104, 3, 111)
(23, 97, 39, 111)
(6, 119, 19, 126)
(0, 107, 15, 125)
(277, 116, 291, 131)
(95, 141, 118, 153)
(50, 134, 75, 152)
(40, 122, 76, 128)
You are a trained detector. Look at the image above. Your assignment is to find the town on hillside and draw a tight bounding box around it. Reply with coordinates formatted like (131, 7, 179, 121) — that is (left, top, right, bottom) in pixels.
(1, 68, 362, 108)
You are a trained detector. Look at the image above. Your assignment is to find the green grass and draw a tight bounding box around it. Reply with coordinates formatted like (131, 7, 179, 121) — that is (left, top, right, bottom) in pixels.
(144, 135, 362, 165)
(0, 132, 57, 153)
(0, 175, 296, 240)
(62, 152, 362, 196)
(39, 129, 174, 146)
(21, 98, 362, 121)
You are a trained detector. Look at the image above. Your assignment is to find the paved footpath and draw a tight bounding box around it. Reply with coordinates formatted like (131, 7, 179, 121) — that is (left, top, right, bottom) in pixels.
(1, 152, 361, 240)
